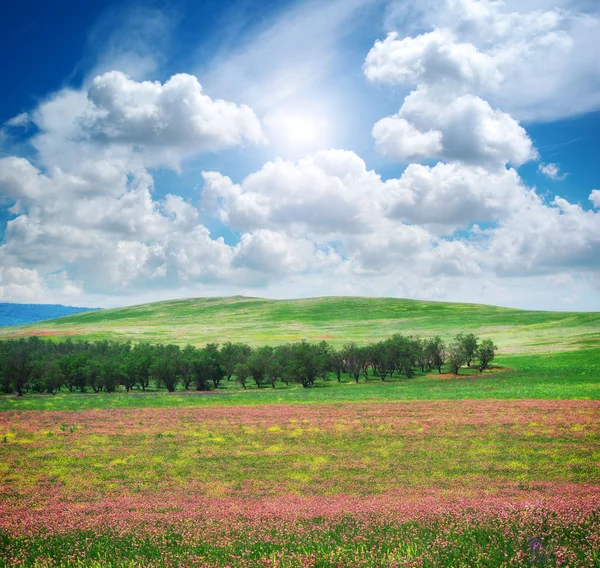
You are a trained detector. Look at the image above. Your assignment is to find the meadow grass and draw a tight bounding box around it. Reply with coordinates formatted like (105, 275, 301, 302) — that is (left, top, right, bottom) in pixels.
(1, 296, 599, 353)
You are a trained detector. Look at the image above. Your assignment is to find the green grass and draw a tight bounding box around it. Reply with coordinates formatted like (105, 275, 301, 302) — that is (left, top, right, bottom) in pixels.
(1, 296, 599, 353)
(1, 348, 598, 411)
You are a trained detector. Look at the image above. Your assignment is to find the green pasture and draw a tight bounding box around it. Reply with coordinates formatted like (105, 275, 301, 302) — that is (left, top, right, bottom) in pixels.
(1, 296, 599, 353)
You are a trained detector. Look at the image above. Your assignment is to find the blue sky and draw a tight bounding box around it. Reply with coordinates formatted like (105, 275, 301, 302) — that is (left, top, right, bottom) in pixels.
(0, 0, 599, 310)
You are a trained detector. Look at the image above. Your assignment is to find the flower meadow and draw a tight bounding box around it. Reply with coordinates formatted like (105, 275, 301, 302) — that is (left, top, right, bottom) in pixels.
(1, 400, 599, 566)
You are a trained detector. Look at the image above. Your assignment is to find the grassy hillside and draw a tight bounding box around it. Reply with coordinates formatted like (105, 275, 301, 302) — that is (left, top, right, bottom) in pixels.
(1, 295, 598, 354)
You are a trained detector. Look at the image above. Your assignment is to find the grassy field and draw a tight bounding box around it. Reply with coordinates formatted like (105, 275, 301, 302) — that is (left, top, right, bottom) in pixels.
(2, 295, 599, 354)
(1, 296, 599, 566)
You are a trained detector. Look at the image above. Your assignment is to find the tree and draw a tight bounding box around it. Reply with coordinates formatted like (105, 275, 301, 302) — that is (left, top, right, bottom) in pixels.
(447, 336, 467, 375)
(477, 339, 498, 371)
(342, 342, 363, 383)
(272, 345, 292, 385)
(151, 344, 180, 392)
(456, 333, 479, 367)
(179, 345, 197, 390)
(189, 353, 211, 391)
(425, 336, 446, 374)
(86, 358, 104, 393)
(42, 360, 63, 395)
(316, 341, 331, 381)
(285, 341, 321, 388)
(201, 343, 224, 388)
(369, 341, 395, 381)
(220, 342, 252, 381)
(328, 348, 344, 382)
(59, 353, 89, 392)
(248, 346, 273, 388)
(234, 362, 251, 389)
(99, 358, 122, 392)
(129, 343, 153, 390)
(390, 334, 418, 378)
(189, 344, 222, 391)
(414, 338, 428, 373)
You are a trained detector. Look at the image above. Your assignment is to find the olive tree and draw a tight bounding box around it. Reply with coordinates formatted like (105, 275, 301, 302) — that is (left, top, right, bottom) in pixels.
(477, 339, 498, 371)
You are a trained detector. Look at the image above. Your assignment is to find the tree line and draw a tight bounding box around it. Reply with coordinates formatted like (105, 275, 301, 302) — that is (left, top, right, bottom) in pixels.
(0, 333, 497, 396)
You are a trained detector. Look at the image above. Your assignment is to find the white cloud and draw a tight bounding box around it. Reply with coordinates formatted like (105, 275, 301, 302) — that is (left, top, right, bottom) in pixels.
(26, 71, 264, 174)
(343, 223, 434, 272)
(0, 157, 48, 201)
(233, 230, 316, 276)
(364, 29, 501, 92)
(373, 89, 535, 167)
(0, 266, 46, 302)
(202, 150, 385, 237)
(4, 113, 30, 128)
(487, 196, 600, 275)
(538, 162, 567, 180)
(163, 195, 200, 227)
(84, 72, 264, 154)
(590, 189, 600, 208)
(376, 0, 600, 120)
(372, 115, 443, 161)
(384, 161, 533, 231)
(161, 225, 233, 282)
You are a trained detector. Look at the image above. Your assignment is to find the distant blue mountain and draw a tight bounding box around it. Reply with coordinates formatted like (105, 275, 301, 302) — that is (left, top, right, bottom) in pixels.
(0, 303, 101, 327)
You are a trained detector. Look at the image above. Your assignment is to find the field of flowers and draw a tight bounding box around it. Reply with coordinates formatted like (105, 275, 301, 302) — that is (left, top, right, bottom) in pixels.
(1, 400, 599, 566)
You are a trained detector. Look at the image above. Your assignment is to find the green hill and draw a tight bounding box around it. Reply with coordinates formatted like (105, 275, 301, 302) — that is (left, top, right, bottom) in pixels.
(1, 296, 598, 355)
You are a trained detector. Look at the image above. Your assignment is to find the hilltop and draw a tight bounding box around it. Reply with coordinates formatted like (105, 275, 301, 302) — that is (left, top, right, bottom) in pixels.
(1, 296, 598, 354)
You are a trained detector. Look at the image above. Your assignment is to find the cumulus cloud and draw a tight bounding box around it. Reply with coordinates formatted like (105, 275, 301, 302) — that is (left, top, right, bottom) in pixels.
(84, 71, 264, 152)
(364, 29, 501, 92)
(202, 150, 385, 237)
(0, 266, 46, 302)
(487, 196, 600, 275)
(373, 89, 535, 167)
(233, 230, 316, 276)
(384, 161, 533, 231)
(344, 223, 434, 272)
(590, 189, 600, 208)
(372, 116, 443, 161)
(377, 0, 600, 120)
(538, 162, 567, 180)
(26, 71, 264, 174)
(365, 4, 545, 169)
(0, 62, 279, 301)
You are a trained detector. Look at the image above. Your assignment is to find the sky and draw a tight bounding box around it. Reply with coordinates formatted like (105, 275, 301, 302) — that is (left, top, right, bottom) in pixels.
(0, 0, 599, 311)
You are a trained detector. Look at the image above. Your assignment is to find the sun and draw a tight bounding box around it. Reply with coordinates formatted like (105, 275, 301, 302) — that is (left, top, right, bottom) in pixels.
(279, 113, 319, 147)
(264, 108, 332, 156)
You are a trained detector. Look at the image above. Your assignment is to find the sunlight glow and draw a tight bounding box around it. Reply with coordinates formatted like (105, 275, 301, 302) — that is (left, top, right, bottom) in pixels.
(264, 107, 333, 156)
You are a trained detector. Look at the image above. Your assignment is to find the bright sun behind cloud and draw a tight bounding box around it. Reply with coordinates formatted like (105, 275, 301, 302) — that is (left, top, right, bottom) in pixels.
(264, 107, 333, 157)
